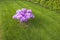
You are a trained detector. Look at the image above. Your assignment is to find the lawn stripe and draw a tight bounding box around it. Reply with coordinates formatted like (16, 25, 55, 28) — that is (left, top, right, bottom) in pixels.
(0, 2, 9, 40)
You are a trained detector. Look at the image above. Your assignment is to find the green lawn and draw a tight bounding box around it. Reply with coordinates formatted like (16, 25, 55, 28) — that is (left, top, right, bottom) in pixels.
(0, 1, 60, 40)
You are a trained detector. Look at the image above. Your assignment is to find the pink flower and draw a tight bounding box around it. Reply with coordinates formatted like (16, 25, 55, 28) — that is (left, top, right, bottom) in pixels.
(12, 8, 35, 22)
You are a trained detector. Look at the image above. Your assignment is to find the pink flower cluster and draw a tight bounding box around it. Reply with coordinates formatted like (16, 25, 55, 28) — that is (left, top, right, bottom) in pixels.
(12, 8, 35, 22)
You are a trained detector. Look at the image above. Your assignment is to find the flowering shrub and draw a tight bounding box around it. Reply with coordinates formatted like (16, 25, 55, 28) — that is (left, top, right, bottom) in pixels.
(12, 8, 35, 22)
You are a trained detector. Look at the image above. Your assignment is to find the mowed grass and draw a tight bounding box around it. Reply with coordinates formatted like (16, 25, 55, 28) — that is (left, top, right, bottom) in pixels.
(0, 1, 60, 40)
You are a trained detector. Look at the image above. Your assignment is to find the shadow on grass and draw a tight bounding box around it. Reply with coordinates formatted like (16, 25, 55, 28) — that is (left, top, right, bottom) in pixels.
(28, 15, 42, 29)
